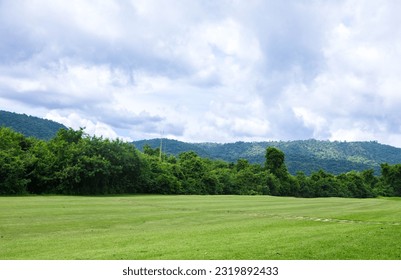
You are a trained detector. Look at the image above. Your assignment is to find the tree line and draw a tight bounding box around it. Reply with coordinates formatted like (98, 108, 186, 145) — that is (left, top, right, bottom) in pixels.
(133, 138, 401, 175)
(1, 127, 400, 197)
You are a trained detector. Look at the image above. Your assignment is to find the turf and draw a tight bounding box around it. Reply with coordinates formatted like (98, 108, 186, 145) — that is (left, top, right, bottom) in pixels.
(0, 195, 400, 260)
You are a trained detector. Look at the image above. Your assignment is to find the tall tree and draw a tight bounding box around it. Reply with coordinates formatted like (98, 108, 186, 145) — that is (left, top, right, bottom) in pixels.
(265, 147, 288, 179)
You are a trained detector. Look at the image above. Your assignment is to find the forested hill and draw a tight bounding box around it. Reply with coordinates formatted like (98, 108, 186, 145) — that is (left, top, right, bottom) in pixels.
(133, 139, 401, 175)
(2, 108, 401, 176)
(0, 110, 66, 140)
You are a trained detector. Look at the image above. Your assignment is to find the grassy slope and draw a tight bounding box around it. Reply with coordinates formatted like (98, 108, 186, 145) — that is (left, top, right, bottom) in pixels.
(0, 195, 400, 260)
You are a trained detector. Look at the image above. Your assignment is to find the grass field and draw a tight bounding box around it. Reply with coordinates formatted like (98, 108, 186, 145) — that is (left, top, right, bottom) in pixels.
(0, 195, 400, 260)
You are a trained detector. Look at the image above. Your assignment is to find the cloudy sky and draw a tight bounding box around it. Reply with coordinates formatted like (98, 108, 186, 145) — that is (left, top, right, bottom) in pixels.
(1, 0, 401, 146)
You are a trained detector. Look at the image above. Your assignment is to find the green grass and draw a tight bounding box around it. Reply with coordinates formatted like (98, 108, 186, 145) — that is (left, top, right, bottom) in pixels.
(0, 195, 400, 260)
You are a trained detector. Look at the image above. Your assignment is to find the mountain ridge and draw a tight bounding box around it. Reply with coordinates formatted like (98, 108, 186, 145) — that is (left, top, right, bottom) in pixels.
(133, 138, 401, 175)
(0, 110, 66, 140)
(2, 109, 401, 176)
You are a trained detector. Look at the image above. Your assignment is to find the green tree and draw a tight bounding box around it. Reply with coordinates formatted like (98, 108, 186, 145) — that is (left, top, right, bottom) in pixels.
(380, 163, 401, 196)
(349, 171, 373, 198)
(178, 151, 207, 194)
(310, 170, 341, 197)
(265, 147, 297, 196)
(0, 127, 31, 194)
(296, 171, 313, 197)
(26, 139, 57, 194)
(266, 171, 281, 196)
(265, 147, 288, 179)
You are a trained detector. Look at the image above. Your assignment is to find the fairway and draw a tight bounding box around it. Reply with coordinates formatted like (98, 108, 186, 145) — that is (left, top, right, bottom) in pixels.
(0, 195, 400, 260)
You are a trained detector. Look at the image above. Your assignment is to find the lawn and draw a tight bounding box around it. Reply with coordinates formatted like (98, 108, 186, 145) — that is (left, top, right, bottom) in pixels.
(0, 195, 400, 259)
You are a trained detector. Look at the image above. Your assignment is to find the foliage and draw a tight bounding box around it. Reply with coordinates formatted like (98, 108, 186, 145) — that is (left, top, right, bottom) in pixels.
(380, 163, 401, 196)
(0, 110, 66, 140)
(265, 147, 287, 178)
(133, 138, 401, 175)
(0, 127, 32, 194)
(1, 127, 401, 198)
(1, 127, 142, 195)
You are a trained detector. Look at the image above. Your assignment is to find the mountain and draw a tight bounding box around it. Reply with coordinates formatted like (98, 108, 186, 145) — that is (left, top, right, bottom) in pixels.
(133, 138, 401, 175)
(2, 109, 400, 175)
(0, 110, 66, 140)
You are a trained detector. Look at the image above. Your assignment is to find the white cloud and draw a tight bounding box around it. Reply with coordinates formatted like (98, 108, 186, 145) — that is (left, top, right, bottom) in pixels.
(293, 107, 327, 138)
(1, 0, 401, 146)
(46, 111, 127, 140)
(272, 0, 401, 146)
(199, 95, 270, 142)
(0, 76, 46, 92)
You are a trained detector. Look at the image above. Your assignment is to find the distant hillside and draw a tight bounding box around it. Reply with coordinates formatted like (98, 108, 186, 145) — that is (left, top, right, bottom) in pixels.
(0, 110, 66, 140)
(133, 138, 401, 175)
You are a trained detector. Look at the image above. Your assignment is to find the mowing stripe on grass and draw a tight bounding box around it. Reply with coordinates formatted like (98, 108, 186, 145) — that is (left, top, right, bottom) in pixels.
(0, 195, 400, 260)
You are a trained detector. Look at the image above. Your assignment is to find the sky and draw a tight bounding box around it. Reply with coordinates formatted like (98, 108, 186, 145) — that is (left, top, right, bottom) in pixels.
(1, 0, 401, 146)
